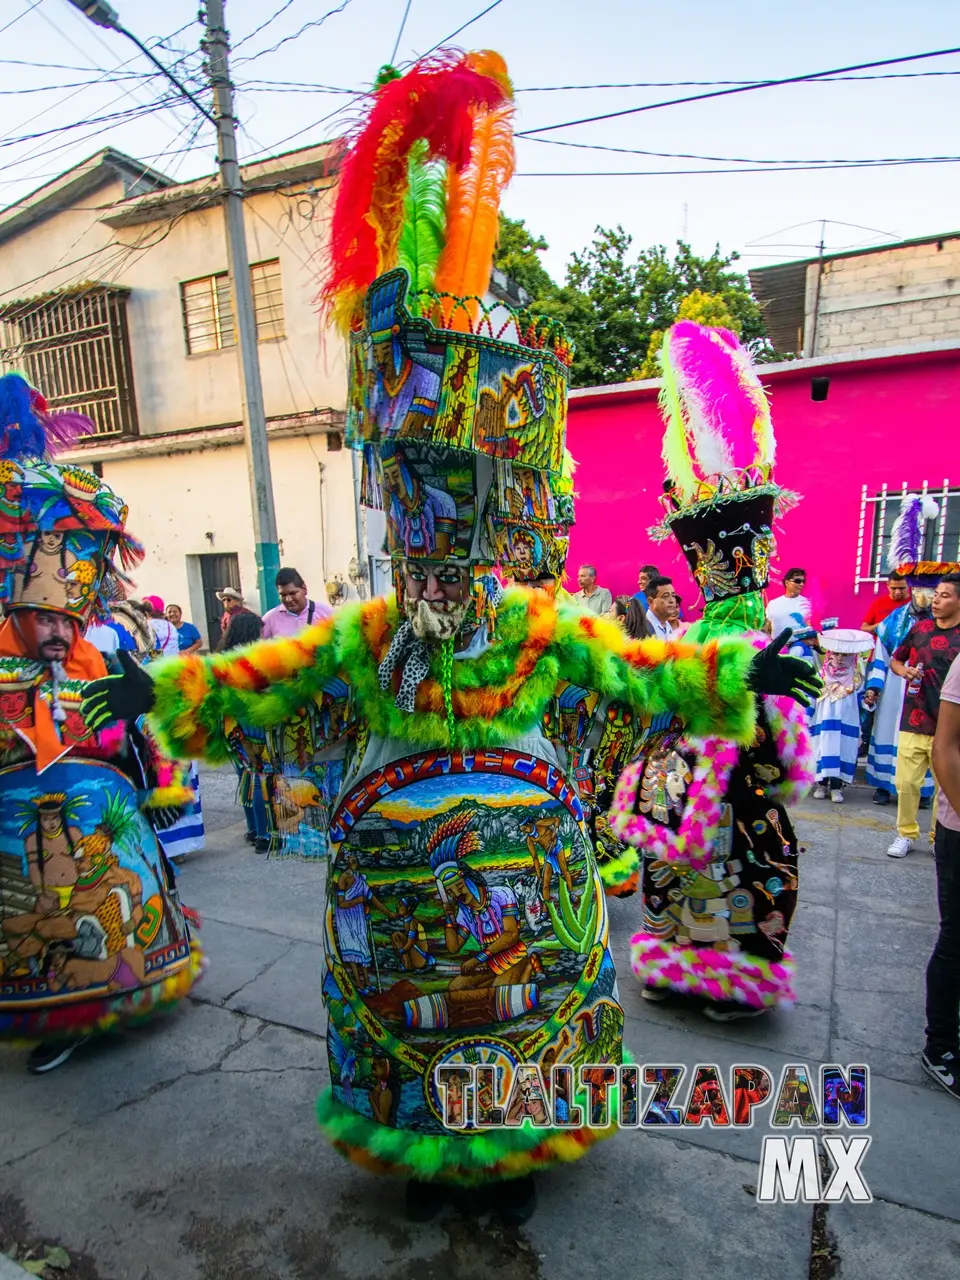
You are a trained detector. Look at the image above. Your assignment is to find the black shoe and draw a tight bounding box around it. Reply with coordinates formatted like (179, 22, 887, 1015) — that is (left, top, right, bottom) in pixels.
(919, 796, 933, 810)
(492, 1174, 537, 1226)
(27, 1036, 89, 1074)
(872, 789, 892, 805)
(921, 1048, 960, 1100)
(254, 837, 271, 854)
(244, 831, 258, 845)
(405, 1179, 448, 1222)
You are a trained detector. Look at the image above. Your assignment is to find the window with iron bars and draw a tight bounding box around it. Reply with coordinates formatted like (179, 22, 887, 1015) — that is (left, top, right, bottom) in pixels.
(0, 285, 139, 439)
(855, 481, 960, 593)
(180, 259, 285, 354)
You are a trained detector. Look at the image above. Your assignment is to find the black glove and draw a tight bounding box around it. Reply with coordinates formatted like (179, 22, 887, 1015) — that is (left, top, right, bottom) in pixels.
(82, 650, 156, 731)
(747, 629, 823, 708)
(149, 804, 186, 832)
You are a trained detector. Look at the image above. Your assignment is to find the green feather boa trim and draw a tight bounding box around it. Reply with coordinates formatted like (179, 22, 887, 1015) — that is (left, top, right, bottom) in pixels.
(598, 843, 640, 889)
(316, 1089, 616, 1184)
(147, 590, 757, 759)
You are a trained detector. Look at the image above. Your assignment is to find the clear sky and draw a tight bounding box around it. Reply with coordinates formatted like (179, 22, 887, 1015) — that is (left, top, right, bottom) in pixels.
(1, 0, 958, 289)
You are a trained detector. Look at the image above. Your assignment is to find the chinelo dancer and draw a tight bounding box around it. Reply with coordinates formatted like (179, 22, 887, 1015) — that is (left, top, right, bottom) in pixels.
(81, 52, 816, 1221)
(604, 321, 819, 1022)
(0, 374, 202, 1074)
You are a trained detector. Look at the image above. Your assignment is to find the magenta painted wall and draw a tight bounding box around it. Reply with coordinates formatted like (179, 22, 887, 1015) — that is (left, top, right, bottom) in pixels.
(565, 347, 960, 628)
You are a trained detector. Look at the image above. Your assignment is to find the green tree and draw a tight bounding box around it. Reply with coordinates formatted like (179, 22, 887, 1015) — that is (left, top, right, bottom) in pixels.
(493, 214, 558, 302)
(637, 288, 741, 379)
(493, 216, 769, 387)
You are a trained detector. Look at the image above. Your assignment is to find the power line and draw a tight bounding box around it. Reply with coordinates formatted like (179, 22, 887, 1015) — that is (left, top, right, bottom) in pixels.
(233, 0, 302, 51)
(233, 0, 357, 66)
(0, 0, 42, 39)
(390, 0, 414, 66)
(0, 99, 185, 152)
(521, 135, 960, 167)
(417, 0, 504, 61)
(515, 46, 960, 137)
(513, 70, 960, 91)
(514, 157, 960, 177)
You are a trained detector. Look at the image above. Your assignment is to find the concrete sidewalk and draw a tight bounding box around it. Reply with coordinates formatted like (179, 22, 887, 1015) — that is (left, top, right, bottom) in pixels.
(1, 769, 958, 1280)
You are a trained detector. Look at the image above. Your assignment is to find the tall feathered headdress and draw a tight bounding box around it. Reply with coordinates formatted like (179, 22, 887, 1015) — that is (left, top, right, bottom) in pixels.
(0, 371, 143, 623)
(651, 323, 798, 628)
(659, 321, 775, 506)
(324, 47, 573, 638)
(322, 49, 515, 334)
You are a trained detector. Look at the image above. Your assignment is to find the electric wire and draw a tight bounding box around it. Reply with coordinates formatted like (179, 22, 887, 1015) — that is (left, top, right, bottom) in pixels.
(514, 46, 960, 137)
(520, 135, 960, 168)
(232, 0, 302, 51)
(0, 0, 42, 39)
(416, 0, 504, 61)
(389, 0, 414, 66)
(514, 158, 960, 178)
(232, 0, 357, 66)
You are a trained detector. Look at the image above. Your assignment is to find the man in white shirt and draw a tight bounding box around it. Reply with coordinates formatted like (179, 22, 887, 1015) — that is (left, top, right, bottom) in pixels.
(765, 568, 815, 659)
(645, 575, 675, 640)
(573, 564, 613, 615)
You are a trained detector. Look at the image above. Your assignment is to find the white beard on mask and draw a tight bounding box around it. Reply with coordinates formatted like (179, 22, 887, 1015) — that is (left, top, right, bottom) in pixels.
(405, 597, 469, 643)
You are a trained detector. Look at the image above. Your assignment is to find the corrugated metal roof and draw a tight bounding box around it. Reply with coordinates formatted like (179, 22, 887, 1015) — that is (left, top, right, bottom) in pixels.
(749, 261, 807, 354)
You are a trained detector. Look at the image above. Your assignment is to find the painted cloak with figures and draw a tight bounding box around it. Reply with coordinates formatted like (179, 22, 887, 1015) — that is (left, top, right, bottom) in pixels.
(0, 654, 203, 1043)
(605, 670, 814, 1011)
(146, 590, 759, 1183)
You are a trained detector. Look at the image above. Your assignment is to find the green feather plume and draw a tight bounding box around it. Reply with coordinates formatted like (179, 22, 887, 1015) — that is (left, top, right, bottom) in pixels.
(397, 141, 447, 291)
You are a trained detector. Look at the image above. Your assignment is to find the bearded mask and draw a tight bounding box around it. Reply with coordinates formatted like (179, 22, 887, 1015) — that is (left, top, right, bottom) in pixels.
(404, 596, 470, 643)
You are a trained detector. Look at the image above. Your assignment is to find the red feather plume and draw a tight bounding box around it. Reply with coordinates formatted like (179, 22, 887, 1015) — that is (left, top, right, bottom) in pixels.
(322, 50, 511, 332)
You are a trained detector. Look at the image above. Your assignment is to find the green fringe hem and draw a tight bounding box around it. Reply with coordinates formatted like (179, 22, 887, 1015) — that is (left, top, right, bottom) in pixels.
(315, 1088, 616, 1185)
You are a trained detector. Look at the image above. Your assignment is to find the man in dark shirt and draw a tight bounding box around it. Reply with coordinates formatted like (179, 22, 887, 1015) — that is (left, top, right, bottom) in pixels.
(888, 573, 960, 857)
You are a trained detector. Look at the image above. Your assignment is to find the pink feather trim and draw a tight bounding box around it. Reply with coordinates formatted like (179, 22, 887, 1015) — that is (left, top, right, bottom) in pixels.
(631, 934, 796, 1008)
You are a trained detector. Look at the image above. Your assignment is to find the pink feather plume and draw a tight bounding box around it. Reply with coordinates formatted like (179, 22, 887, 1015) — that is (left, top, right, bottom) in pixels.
(660, 321, 774, 497)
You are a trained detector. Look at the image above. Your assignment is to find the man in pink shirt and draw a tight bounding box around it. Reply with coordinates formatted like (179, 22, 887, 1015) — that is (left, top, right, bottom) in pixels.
(926, 649, 960, 1100)
(261, 568, 332, 639)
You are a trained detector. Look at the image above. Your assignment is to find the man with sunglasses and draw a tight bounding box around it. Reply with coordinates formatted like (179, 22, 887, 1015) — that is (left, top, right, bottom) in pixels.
(766, 568, 816, 660)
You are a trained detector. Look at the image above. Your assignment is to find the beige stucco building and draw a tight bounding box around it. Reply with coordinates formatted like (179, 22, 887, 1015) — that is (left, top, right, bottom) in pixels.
(0, 144, 364, 645)
(749, 230, 960, 359)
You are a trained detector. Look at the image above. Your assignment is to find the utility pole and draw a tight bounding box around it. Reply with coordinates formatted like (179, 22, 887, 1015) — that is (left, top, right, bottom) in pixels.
(68, 0, 280, 613)
(203, 0, 279, 611)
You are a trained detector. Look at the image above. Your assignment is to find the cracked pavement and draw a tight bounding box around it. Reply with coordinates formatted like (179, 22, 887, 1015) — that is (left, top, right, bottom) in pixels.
(1, 765, 959, 1279)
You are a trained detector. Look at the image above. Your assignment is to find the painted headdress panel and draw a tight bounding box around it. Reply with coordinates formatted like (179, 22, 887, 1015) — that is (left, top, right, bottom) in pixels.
(0, 373, 142, 623)
(323, 51, 573, 584)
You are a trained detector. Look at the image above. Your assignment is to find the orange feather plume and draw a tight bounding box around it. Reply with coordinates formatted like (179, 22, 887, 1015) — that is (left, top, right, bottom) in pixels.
(433, 101, 515, 329)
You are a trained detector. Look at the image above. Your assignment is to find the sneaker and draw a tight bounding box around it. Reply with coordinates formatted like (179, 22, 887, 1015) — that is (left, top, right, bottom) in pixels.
(831, 789, 844, 804)
(641, 986, 670, 1003)
(254, 837, 271, 855)
(921, 1048, 960, 1100)
(872, 788, 892, 806)
(244, 831, 257, 845)
(703, 1004, 767, 1023)
(886, 836, 913, 858)
(813, 785, 827, 799)
(27, 1036, 90, 1074)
